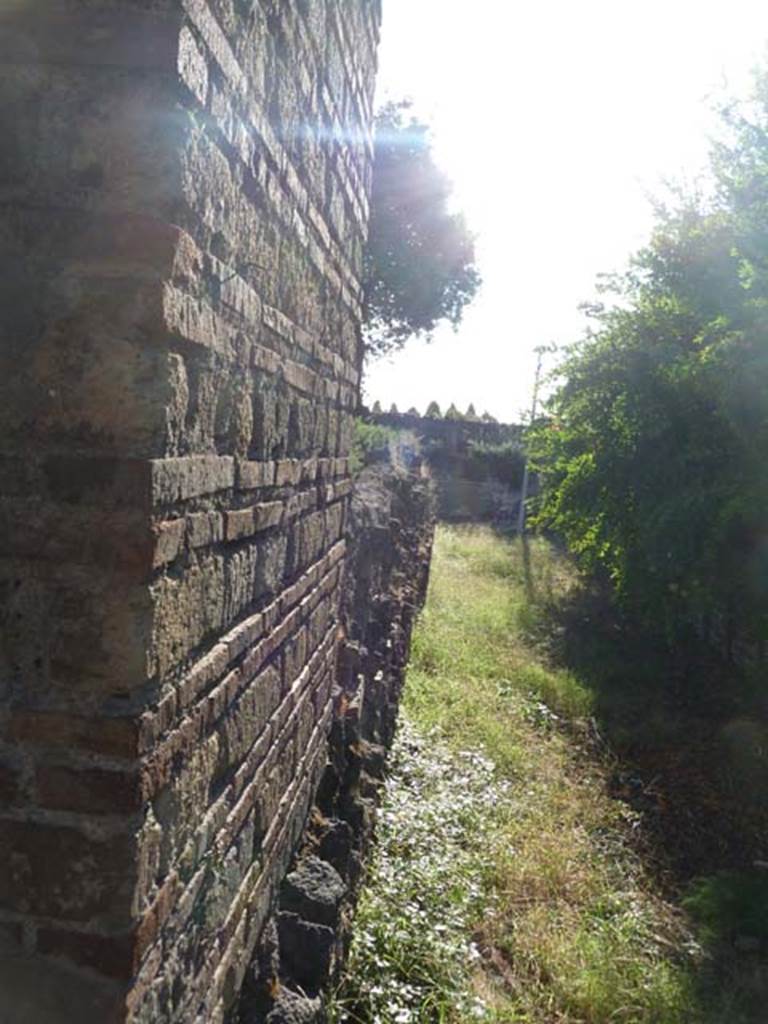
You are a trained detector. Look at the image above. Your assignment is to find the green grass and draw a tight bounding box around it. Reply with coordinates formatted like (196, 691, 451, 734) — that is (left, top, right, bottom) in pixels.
(329, 722, 509, 1024)
(405, 530, 592, 774)
(333, 525, 768, 1023)
(404, 526, 700, 1023)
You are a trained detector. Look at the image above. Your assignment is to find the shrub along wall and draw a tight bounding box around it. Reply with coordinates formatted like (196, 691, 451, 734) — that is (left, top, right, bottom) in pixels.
(0, 3, 380, 1021)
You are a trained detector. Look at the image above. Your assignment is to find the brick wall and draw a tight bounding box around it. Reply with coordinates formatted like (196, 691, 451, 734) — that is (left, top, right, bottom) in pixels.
(0, 2, 380, 1021)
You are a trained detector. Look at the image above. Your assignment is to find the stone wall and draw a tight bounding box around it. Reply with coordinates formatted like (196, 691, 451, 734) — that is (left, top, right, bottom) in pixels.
(238, 451, 435, 1021)
(0, 3, 380, 1021)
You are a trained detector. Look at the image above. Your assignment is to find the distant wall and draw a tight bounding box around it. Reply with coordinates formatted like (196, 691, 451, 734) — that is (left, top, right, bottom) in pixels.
(0, 3, 380, 1021)
(370, 412, 526, 521)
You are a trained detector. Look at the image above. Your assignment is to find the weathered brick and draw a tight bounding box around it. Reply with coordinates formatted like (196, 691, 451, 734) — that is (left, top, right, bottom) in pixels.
(253, 501, 284, 532)
(187, 510, 224, 549)
(224, 503, 284, 543)
(301, 457, 319, 483)
(237, 459, 275, 490)
(275, 459, 302, 487)
(152, 518, 185, 568)
(263, 304, 294, 341)
(138, 689, 178, 752)
(178, 24, 208, 105)
(225, 610, 265, 663)
(150, 456, 235, 505)
(283, 360, 317, 396)
(149, 551, 228, 678)
(177, 642, 230, 713)
(218, 666, 281, 778)
(256, 532, 288, 599)
(225, 507, 255, 542)
(133, 871, 181, 963)
(283, 626, 308, 687)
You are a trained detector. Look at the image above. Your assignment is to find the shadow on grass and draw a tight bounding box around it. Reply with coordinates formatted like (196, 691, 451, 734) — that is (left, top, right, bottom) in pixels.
(518, 551, 768, 1021)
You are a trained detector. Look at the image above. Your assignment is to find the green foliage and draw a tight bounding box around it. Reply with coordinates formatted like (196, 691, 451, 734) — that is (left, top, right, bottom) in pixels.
(531, 73, 768, 645)
(684, 872, 768, 944)
(466, 439, 525, 487)
(349, 418, 395, 473)
(363, 102, 481, 356)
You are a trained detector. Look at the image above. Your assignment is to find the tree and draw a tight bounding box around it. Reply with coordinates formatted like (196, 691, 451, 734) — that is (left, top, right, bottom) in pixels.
(425, 401, 442, 418)
(531, 73, 768, 648)
(363, 102, 481, 356)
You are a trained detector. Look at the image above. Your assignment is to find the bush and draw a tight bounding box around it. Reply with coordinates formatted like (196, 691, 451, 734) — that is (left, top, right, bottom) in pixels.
(466, 439, 525, 487)
(349, 419, 396, 473)
(531, 72, 768, 651)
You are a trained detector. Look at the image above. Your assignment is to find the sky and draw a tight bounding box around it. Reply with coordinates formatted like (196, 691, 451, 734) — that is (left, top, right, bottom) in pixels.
(362, 0, 768, 422)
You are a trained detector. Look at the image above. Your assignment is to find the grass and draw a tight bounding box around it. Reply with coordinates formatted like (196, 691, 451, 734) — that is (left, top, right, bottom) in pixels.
(329, 722, 508, 1024)
(405, 527, 701, 1023)
(332, 525, 768, 1023)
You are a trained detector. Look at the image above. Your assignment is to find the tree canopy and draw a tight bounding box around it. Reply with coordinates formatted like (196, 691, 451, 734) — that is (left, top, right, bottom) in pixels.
(531, 73, 768, 649)
(363, 102, 481, 356)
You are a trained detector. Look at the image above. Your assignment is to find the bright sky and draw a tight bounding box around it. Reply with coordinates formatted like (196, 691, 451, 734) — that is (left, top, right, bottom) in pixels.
(363, 0, 768, 422)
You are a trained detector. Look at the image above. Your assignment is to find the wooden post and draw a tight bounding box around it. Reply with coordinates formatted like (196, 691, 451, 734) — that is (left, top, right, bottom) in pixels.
(517, 346, 546, 536)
